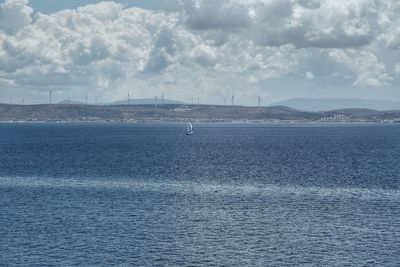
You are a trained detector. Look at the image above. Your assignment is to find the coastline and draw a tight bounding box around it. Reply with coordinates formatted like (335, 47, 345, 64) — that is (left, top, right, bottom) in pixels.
(0, 119, 398, 125)
(1, 103, 400, 124)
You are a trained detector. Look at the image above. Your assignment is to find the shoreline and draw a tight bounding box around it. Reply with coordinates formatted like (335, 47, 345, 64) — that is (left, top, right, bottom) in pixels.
(0, 119, 398, 125)
(2, 104, 400, 124)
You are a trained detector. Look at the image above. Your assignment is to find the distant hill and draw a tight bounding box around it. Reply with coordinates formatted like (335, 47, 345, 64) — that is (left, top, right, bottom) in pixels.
(0, 104, 318, 122)
(58, 100, 85, 105)
(270, 98, 400, 111)
(109, 98, 184, 105)
(1, 103, 400, 122)
(58, 98, 184, 105)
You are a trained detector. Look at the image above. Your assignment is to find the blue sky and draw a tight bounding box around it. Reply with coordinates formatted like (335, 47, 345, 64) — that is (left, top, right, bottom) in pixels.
(0, 0, 400, 105)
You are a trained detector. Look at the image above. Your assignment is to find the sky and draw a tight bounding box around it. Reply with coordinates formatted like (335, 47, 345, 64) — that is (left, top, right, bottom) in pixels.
(0, 0, 400, 105)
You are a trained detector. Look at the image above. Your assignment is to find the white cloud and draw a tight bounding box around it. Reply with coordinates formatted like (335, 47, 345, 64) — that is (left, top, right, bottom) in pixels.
(0, 0, 399, 104)
(0, 0, 33, 34)
(377, 1, 400, 49)
(395, 63, 400, 76)
(190, 44, 218, 67)
(0, 1, 298, 97)
(183, 0, 251, 30)
(0, 4, 180, 89)
(305, 71, 314, 80)
(329, 49, 391, 87)
(184, 0, 378, 49)
(76, 1, 123, 21)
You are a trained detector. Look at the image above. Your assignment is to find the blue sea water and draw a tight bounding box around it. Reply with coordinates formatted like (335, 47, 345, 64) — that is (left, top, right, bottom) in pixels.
(0, 123, 399, 266)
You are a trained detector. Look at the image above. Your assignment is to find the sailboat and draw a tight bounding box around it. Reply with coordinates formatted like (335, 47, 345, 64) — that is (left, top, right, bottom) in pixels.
(185, 121, 194, 135)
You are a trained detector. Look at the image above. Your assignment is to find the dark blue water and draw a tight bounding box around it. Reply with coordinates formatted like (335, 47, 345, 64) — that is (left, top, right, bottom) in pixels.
(0, 123, 399, 266)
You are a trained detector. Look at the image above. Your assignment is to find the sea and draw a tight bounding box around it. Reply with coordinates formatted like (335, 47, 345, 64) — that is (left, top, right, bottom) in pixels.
(0, 123, 399, 266)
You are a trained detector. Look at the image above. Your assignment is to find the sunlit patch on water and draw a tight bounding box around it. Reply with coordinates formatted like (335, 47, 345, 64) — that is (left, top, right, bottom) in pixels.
(1, 176, 399, 201)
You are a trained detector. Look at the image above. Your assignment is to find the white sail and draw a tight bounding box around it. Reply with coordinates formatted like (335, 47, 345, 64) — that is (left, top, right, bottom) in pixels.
(186, 122, 193, 135)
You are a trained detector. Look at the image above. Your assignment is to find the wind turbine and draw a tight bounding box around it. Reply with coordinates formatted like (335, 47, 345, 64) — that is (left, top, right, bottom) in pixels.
(255, 90, 262, 108)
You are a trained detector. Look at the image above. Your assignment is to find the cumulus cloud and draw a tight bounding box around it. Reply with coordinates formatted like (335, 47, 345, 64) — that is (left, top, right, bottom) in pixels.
(395, 63, 400, 76)
(378, 1, 400, 50)
(0, 0, 33, 34)
(329, 49, 391, 87)
(305, 71, 314, 80)
(0, 1, 297, 92)
(190, 44, 218, 67)
(184, 0, 378, 49)
(182, 0, 251, 30)
(0, 0, 399, 104)
(0, 2, 180, 89)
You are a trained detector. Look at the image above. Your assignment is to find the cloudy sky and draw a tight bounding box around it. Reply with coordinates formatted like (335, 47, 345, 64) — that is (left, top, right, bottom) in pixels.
(0, 0, 400, 105)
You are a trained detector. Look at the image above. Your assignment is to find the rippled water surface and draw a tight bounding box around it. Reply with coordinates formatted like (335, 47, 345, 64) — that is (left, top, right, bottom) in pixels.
(1, 123, 399, 266)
